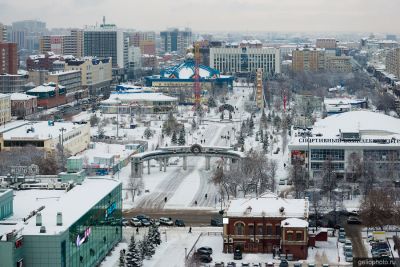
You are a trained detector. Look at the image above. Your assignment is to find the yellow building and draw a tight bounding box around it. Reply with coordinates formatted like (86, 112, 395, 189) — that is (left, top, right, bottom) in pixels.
(386, 48, 400, 78)
(292, 48, 326, 72)
(0, 94, 11, 126)
(1, 121, 90, 154)
(65, 57, 112, 96)
(326, 56, 352, 72)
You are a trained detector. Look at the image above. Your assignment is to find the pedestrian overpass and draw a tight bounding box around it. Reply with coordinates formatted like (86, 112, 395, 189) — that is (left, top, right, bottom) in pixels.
(130, 144, 245, 178)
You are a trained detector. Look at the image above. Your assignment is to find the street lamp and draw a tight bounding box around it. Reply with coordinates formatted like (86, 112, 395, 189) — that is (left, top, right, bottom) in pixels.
(59, 127, 66, 171)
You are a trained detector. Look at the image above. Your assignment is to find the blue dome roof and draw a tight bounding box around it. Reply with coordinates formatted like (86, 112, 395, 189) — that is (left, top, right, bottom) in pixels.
(160, 59, 220, 80)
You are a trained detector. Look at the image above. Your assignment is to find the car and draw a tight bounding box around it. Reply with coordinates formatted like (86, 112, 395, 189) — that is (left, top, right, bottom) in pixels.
(343, 245, 353, 253)
(279, 259, 289, 267)
(211, 218, 223, 227)
(345, 239, 352, 246)
(197, 246, 213, 255)
(233, 249, 242, 260)
(130, 218, 142, 227)
(266, 262, 275, 267)
(338, 234, 346, 243)
(226, 262, 236, 267)
(214, 262, 225, 267)
(159, 217, 174, 226)
(150, 219, 160, 226)
(345, 251, 353, 262)
(121, 218, 129, 227)
(347, 216, 362, 224)
(252, 264, 261, 267)
(372, 248, 390, 258)
(136, 214, 150, 220)
(140, 218, 151, 227)
(241, 263, 250, 267)
(339, 228, 345, 234)
(198, 254, 212, 263)
(175, 219, 185, 227)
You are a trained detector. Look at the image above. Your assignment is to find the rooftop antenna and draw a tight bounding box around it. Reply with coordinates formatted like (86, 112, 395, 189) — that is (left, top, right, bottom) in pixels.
(103, 16, 106, 26)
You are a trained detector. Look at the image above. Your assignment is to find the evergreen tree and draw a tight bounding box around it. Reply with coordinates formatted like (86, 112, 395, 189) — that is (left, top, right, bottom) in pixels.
(171, 131, 177, 144)
(249, 116, 254, 130)
(148, 224, 161, 246)
(260, 109, 267, 128)
(162, 112, 177, 136)
(126, 235, 142, 267)
(208, 97, 217, 108)
(255, 132, 259, 141)
(238, 132, 245, 146)
(140, 237, 154, 259)
(143, 127, 153, 139)
(260, 129, 264, 142)
(178, 128, 186, 145)
(263, 133, 269, 152)
(191, 118, 197, 130)
(119, 249, 126, 267)
(267, 112, 272, 122)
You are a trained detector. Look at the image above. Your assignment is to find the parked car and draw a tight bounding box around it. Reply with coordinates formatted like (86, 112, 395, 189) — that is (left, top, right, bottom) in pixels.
(241, 263, 250, 267)
(197, 246, 213, 255)
(266, 262, 275, 267)
(159, 217, 174, 226)
(345, 251, 353, 262)
(175, 219, 185, 227)
(150, 219, 160, 226)
(347, 216, 362, 224)
(226, 262, 236, 267)
(136, 214, 150, 221)
(279, 259, 289, 267)
(130, 218, 142, 227)
(211, 218, 223, 227)
(214, 262, 225, 267)
(372, 248, 390, 258)
(338, 234, 346, 243)
(140, 218, 151, 227)
(198, 254, 212, 263)
(343, 245, 353, 253)
(345, 239, 352, 246)
(233, 249, 242, 260)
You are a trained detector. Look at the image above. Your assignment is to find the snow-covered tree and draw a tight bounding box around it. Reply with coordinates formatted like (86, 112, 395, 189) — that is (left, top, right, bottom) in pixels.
(126, 235, 142, 267)
(262, 133, 269, 152)
(144, 127, 153, 139)
(148, 224, 161, 246)
(178, 129, 186, 145)
(139, 237, 154, 259)
(119, 249, 126, 267)
(191, 118, 197, 130)
(238, 132, 245, 146)
(171, 131, 177, 144)
(260, 109, 267, 129)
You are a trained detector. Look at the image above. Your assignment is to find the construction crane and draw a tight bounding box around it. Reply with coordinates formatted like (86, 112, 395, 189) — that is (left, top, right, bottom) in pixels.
(193, 42, 202, 111)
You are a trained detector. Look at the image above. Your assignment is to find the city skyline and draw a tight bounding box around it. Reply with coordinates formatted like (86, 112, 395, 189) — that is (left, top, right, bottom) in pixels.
(0, 0, 399, 34)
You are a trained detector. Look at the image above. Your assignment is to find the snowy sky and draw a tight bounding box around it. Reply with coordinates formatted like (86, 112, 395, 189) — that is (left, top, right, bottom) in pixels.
(0, 0, 399, 33)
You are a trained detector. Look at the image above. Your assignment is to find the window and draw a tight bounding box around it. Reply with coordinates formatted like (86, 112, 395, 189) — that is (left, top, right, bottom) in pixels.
(235, 223, 245, 235)
(248, 224, 254, 235)
(275, 225, 281, 236)
(266, 225, 273, 235)
(287, 232, 293, 241)
(296, 232, 302, 241)
(257, 225, 263, 235)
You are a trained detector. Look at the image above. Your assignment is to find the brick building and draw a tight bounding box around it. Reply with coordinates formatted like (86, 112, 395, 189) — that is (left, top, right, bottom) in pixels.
(26, 82, 66, 109)
(223, 192, 309, 260)
(0, 43, 18, 75)
(10, 93, 37, 117)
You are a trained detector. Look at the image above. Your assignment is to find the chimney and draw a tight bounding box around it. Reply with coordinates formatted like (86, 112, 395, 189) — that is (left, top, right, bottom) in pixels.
(57, 212, 62, 226)
(36, 213, 42, 226)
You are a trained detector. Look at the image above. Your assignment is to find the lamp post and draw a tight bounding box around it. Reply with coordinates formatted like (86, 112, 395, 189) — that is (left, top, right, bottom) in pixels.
(59, 127, 66, 171)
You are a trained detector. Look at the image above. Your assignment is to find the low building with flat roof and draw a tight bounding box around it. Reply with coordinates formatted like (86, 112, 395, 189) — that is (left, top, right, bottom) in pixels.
(1, 120, 90, 154)
(10, 93, 38, 118)
(0, 177, 122, 267)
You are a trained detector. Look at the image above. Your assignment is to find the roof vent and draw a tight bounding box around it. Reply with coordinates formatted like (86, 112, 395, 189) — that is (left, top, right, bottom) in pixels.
(57, 212, 62, 226)
(279, 207, 285, 213)
(36, 213, 42, 226)
(40, 226, 46, 233)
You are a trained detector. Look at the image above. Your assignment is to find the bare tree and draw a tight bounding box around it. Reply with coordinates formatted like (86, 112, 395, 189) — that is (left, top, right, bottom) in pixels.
(346, 152, 363, 182)
(288, 158, 307, 198)
(321, 157, 337, 201)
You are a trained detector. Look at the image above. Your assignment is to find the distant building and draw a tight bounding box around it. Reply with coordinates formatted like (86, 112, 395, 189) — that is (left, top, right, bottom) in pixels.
(292, 48, 325, 72)
(10, 93, 38, 118)
(47, 70, 82, 101)
(316, 38, 337, 49)
(0, 74, 27, 94)
(223, 192, 309, 260)
(145, 57, 234, 104)
(0, 42, 18, 75)
(65, 57, 112, 96)
(0, 93, 11, 125)
(39, 29, 84, 57)
(0, 23, 7, 42)
(325, 55, 352, 72)
(323, 97, 368, 116)
(130, 31, 156, 55)
(26, 83, 67, 109)
(210, 47, 281, 75)
(160, 28, 192, 54)
(26, 52, 71, 71)
(100, 85, 178, 114)
(83, 25, 129, 71)
(127, 46, 142, 79)
(386, 48, 400, 78)
(1, 120, 90, 154)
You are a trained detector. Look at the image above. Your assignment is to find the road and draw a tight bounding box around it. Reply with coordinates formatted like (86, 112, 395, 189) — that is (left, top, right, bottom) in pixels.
(123, 209, 222, 226)
(129, 87, 249, 211)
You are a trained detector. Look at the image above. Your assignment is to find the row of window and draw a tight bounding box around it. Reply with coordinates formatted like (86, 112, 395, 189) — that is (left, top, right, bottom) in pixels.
(234, 222, 280, 236)
(311, 162, 345, 170)
(311, 149, 345, 161)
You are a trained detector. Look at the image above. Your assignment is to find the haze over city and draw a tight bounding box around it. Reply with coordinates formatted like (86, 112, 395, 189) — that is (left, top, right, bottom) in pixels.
(0, 0, 399, 32)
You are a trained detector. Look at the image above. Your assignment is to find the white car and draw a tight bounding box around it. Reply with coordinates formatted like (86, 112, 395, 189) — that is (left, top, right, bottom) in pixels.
(159, 217, 174, 226)
(130, 218, 142, 227)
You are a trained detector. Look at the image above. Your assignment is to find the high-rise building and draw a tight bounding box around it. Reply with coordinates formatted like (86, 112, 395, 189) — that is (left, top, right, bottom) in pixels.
(130, 31, 156, 55)
(0, 93, 11, 125)
(0, 43, 18, 75)
(386, 48, 400, 78)
(316, 38, 337, 49)
(84, 25, 128, 70)
(210, 47, 281, 75)
(12, 20, 46, 34)
(160, 28, 192, 54)
(0, 23, 7, 42)
(292, 48, 326, 72)
(39, 29, 84, 57)
(39, 35, 64, 55)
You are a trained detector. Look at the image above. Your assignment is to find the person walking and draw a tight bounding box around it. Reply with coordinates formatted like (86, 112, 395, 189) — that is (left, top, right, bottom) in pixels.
(188, 226, 192, 233)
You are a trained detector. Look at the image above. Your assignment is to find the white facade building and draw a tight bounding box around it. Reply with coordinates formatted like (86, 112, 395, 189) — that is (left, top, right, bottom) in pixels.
(210, 47, 281, 75)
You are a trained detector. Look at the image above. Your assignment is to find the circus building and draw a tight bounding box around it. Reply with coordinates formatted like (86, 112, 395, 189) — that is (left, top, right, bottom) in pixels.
(144, 54, 234, 104)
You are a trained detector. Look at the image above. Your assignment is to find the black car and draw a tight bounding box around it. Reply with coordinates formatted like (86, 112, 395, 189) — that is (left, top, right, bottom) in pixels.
(347, 216, 362, 224)
(227, 262, 237, 267)
(211, 218, 223, 227)
(197, 246, 213, 255)
(233, 249, 242, 260)
(136, 214, 150, 221)
(140, 218, 151, 226)
(198, 254, 212, 263)
(175, 219, 185, 227)
(279, 259, 289, 267)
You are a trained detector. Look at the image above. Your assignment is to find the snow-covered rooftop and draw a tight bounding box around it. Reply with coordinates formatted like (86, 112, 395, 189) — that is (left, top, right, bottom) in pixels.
(102, 92, 177, 104)
(225, 192, 309, 218)
(10, 93, 37, 101)
(3, 178, 121, 236)
(27, 85, 56, 93)
(3, 121, 87, 141)
(281, 218, 309, 228)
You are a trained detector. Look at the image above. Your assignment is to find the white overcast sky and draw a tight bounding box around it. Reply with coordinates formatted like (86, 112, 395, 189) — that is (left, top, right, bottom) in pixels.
(0, 0, 399, 33)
